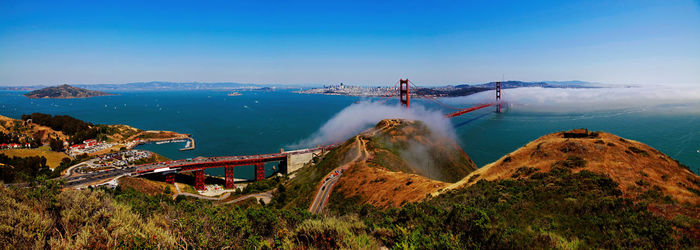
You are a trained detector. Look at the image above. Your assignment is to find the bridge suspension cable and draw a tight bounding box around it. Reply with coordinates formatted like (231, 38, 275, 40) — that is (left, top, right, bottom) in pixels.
(407, 80, 463, 110)
(389, 78, 503, 117)
(379, 80, 400, 105)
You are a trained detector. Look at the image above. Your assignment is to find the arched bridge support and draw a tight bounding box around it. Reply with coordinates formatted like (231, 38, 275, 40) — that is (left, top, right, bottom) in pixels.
(195, 170, 205, 190)
(165, 173, 175, 184)
(255, 163, 265, 182)
(225, 166, 235, 189)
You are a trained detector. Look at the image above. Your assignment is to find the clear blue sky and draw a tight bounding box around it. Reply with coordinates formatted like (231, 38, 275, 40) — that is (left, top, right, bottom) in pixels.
(1, 0, 699, 86)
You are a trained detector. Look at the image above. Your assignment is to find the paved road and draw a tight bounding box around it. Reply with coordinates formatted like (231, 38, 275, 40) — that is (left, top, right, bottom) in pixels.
(309, 137, 365, 213)
(59, 145, 337, 189)
(309, 172, 342, 213)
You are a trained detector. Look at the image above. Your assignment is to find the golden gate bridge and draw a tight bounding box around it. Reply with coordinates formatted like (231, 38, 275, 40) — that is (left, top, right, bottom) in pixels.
(65, 79, 505, 190)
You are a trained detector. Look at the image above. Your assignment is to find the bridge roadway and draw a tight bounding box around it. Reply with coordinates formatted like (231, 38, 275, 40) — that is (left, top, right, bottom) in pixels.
(62, 145, 337, 189)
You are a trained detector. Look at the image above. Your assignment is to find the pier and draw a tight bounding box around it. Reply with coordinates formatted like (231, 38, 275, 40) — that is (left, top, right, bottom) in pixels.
(180, 137, 195, 151)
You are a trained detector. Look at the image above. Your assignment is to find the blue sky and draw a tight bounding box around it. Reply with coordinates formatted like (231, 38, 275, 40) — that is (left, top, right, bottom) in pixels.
(0, 0, 699, 86)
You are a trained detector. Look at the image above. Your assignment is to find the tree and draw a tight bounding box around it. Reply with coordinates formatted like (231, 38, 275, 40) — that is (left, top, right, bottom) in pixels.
(49, 137, 64, 152)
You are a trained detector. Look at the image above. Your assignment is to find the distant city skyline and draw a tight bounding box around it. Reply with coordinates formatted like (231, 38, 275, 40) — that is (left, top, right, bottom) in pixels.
(1, 0, 699, 86)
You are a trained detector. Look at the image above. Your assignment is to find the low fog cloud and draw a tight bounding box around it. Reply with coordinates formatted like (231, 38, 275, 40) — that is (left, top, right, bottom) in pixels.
(292, 102, 454, 147)
(444, 86, 700, 113)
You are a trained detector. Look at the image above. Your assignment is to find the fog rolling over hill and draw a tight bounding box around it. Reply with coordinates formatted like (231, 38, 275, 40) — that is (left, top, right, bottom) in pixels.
(327, 119, 478, 208)
(282, 119, 477, 210)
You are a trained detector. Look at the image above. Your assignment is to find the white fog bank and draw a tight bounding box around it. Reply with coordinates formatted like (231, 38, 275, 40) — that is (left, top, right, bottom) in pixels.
(444, 86, 700, 113)
(292, 102, 454, 148)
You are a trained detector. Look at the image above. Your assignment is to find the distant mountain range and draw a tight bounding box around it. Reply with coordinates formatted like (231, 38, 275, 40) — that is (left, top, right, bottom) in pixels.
(1, 81, 267, 91)
(74, 81, 262, 91)
(457, 80, 597, 89)
(1, 80, 600, 91)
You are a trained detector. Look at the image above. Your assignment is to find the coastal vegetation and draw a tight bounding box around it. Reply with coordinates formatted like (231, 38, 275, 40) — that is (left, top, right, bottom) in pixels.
(21, 113, 99, 145)
(1, 120, 698, 248)
(1, 167, 696, 248)
(0, 148, 70, 169)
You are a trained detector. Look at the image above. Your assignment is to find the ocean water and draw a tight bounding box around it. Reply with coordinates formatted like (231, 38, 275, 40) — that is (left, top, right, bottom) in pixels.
(1, 89, 698, 177)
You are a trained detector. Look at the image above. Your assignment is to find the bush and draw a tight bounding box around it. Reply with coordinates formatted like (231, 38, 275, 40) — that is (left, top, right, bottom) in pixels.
(552, 156, 586, 168)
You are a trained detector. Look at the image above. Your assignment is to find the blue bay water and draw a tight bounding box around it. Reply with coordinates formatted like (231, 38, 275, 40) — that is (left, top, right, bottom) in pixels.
(1, 90, 698, 177)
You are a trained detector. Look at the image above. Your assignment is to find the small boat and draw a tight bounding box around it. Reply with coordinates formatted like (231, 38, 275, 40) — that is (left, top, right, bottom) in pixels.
(227, 92, 242, 96)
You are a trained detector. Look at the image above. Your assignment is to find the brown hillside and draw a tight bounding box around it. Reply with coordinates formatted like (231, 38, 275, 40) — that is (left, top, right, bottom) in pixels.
(0, 115, 69, 143)
(448, 129, 700, 205)
(23, 84, 112, 99)
(328, 119, 477, 209)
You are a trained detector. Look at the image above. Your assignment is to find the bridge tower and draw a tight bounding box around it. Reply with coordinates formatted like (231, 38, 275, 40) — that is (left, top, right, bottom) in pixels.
(165, 173, 175, 184)
(195, 170, 205, 190)
(255, 163, 265, 182)
(400, 79, 410, 108)
(496, 82, 502, 113)
(225, 166, 235, 189)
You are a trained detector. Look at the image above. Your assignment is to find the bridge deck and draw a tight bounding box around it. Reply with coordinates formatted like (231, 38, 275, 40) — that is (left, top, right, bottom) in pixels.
(134, 144, 337, 175)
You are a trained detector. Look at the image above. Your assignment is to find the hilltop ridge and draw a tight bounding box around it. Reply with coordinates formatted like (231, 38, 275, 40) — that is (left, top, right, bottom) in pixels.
(447, 129, 700, 205)
(23, 84, 113, 99)
(309, 119, 477, 209)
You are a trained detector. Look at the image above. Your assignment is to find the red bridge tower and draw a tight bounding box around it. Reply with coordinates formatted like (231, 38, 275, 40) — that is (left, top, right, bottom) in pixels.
(255, 163, 265, 182)
(225, 166, 235, 189)
(399, 79, 409, 108)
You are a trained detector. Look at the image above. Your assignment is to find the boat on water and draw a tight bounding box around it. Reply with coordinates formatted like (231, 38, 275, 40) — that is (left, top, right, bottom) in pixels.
(227, 92, 242, 96)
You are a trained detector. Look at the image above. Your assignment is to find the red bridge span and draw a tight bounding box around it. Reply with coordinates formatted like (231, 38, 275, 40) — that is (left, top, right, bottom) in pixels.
(132, 79, 503, 190)
(132, 145, 337, 190)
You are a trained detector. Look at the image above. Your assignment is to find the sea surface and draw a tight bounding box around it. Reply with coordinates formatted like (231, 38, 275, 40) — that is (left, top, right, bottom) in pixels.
(1, 89, 698, 178)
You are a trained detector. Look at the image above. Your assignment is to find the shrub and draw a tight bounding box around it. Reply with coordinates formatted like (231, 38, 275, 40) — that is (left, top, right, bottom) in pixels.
(552, 156, 586, 168)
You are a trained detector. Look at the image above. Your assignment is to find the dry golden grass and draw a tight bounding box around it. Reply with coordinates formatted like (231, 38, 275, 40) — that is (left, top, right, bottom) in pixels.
(448, 130, 700, 205)
(102, 124, 141, 142)
(334, 162, 447, 209)
(328, 119, 471, 209)
(119, 177, 172, 196)
(0, 115, 69, 142)
(0, 148, 72, 169)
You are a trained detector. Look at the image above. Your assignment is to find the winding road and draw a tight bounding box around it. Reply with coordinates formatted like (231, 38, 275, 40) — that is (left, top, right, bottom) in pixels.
(309, 136, 368, 213)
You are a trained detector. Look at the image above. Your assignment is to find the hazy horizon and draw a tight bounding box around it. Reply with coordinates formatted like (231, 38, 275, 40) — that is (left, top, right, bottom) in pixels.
(1, 0, 699, 86)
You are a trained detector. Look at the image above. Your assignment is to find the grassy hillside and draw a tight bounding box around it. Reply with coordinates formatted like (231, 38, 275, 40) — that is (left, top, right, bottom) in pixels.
(280, 139, 356, 209)
(0, 148, 71, 169)
(3, 127, 700, 248)
(365, 119, 477, 182)
(2, 167, 696, 248)
(281, 119, 478, 210)
(451, 129, 700, 205)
